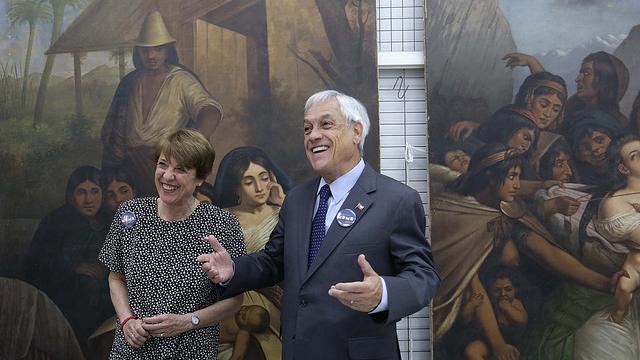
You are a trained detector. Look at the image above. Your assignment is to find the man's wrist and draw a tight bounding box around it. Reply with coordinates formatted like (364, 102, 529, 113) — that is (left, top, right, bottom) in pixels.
(219, 260, 236, 287)
(368, 276, 388, 314)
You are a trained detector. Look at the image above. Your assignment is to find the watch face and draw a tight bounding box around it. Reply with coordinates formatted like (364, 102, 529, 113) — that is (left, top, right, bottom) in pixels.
(191, 314, 200, 326)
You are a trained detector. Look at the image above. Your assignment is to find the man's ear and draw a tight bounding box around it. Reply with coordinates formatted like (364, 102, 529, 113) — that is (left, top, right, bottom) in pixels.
(352, 121, 363, 145)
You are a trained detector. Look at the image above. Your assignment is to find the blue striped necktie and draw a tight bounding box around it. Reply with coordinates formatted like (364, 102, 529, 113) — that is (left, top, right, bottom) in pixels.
(308, 184, 331, 267)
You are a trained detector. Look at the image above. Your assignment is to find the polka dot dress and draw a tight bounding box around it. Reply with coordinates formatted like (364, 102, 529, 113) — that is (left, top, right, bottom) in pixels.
(99, 197, 245, 359)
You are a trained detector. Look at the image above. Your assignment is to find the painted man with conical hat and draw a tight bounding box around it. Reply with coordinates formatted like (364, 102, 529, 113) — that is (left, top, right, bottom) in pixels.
(101, 11, 223, 196)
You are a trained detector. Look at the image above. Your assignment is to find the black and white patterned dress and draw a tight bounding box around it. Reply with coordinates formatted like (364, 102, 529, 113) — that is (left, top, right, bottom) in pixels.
(99, 197, 245, 359)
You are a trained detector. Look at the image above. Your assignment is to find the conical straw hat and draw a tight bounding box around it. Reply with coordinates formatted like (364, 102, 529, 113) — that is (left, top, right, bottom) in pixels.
(136, 10, 176, 47)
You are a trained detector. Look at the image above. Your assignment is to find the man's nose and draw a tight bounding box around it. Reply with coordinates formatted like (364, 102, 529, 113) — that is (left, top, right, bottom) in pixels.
(308, 127, 322, 140)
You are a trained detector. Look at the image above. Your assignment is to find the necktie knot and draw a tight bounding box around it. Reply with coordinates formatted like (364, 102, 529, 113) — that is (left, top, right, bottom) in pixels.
(319, 184, 331, 202)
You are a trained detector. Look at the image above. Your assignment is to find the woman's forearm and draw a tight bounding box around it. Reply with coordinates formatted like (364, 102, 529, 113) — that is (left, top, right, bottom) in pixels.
(194, 294, 244, 328)
(109, 271, 134, 320)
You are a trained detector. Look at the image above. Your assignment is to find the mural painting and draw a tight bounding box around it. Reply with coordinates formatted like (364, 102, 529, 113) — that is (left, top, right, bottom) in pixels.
(0, 0, 378, 359)
(427, 0, 640, 359)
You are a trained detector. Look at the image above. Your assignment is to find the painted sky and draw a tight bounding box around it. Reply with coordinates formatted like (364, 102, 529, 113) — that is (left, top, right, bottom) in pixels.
(2, 1, 640, 76)
(499, 0, 640, 53)
(0, 1, 115, 77)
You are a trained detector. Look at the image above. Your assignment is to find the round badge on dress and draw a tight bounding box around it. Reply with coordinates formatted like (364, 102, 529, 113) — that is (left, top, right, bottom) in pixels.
(336, 209, 357, 227)
(120, 211, 137, 229)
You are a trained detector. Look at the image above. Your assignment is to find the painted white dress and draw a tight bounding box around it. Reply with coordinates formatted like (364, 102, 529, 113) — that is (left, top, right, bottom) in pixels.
(573, 211, 640, 360)
(218, 210, 282, 360)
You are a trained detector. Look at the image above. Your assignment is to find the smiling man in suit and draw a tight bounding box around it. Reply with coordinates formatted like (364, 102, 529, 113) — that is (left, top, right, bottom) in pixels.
(198, 90, 440, 360)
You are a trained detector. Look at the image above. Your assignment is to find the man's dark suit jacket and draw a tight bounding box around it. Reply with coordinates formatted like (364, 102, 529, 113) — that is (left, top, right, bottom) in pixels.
(222, 163, 440, 360)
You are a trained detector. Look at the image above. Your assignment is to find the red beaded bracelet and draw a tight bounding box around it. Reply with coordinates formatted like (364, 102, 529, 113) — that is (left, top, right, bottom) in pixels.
(120, 315, 137, 331)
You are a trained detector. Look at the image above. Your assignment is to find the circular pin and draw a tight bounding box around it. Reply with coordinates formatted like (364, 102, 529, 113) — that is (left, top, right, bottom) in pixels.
(336, 209, 357, 227)
(120, 211, 137, 229)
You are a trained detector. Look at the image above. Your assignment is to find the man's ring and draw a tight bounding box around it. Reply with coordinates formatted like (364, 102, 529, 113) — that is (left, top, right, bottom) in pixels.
(160, 333, 164, 337)
(350, 300, 354, 305)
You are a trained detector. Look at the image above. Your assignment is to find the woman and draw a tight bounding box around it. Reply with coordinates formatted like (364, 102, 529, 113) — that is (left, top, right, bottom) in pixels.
(101, 167, 138, 213)
(449, 71, 567, 141)
(573, 135, 640, 359)
(433, 143, 525, 360)
(25, 165, 113, 350)
(213, 147, 291, 250)
(474, 106, 539, 158)
(567, 51, 630, 130)
(99, 129, 245, 359)
(213, 146, 292, 360)
(534, 137, 575, 184)
(564, 109, 624, 187)
(513, 72, 567, 131)
(530, 137, 616, 267)
(504, 51, 629, 131)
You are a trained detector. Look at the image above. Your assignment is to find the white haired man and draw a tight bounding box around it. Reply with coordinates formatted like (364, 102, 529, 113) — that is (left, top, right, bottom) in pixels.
(198, 89, 440, 360)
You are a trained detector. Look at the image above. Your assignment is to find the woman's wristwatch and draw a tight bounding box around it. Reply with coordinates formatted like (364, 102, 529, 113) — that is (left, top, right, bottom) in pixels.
(191, 312, 200, 328)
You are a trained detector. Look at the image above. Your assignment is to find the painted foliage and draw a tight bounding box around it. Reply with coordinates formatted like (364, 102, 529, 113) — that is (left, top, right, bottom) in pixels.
(0, 0, 378, 359)
(427, 0, 640, 359)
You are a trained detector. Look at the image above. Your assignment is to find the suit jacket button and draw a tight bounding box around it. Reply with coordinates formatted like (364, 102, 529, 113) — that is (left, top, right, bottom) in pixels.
(299, 299, 307, 307)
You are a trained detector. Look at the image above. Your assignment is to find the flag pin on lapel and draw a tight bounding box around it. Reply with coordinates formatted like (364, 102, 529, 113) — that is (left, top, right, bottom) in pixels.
(355, 203, 365, 211)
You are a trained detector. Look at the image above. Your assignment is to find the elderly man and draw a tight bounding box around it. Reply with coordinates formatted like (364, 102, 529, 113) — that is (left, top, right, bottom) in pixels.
(198, 90, 440, 360)
(101, 11, 222, 196)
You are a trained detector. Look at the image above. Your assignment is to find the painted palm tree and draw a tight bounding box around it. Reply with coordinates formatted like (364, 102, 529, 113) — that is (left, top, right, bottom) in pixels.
(6, 0, 51, 107)
(32, 0, 86, 126)
(109, 49, 132, 79)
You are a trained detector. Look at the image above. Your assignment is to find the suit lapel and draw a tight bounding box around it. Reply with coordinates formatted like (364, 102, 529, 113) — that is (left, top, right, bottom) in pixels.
(304, 165, 377, 283)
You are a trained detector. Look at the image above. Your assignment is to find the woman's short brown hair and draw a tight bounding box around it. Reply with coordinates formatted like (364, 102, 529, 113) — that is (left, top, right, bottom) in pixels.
(155, 129, 215, 180)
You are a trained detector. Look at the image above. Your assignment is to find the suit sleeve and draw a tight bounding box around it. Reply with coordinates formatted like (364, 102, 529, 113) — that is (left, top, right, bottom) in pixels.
(220, 199, 287, 298)
(378, 188, 441, 324)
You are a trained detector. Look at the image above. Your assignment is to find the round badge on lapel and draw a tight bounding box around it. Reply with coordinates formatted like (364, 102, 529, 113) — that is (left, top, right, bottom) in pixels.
(120, 211, 137, 229)
(336, 209, 357, 227)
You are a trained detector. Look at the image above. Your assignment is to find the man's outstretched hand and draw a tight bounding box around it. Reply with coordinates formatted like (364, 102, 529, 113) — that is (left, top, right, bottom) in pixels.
(197, 235, 234, 283)
(328, 255, 383, 312)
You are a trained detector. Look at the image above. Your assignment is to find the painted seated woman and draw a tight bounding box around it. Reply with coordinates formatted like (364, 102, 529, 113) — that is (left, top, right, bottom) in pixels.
(213, 146, 292, 254)
(213, 146, 293, 360)
(573, 135, 640, 359)
(24, 165, 113, 350)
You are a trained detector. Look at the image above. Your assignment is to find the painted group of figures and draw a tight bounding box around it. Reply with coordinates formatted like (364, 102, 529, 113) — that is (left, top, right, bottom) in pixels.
(430, 50, 640, 359)
(21, 145, 290, 359)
